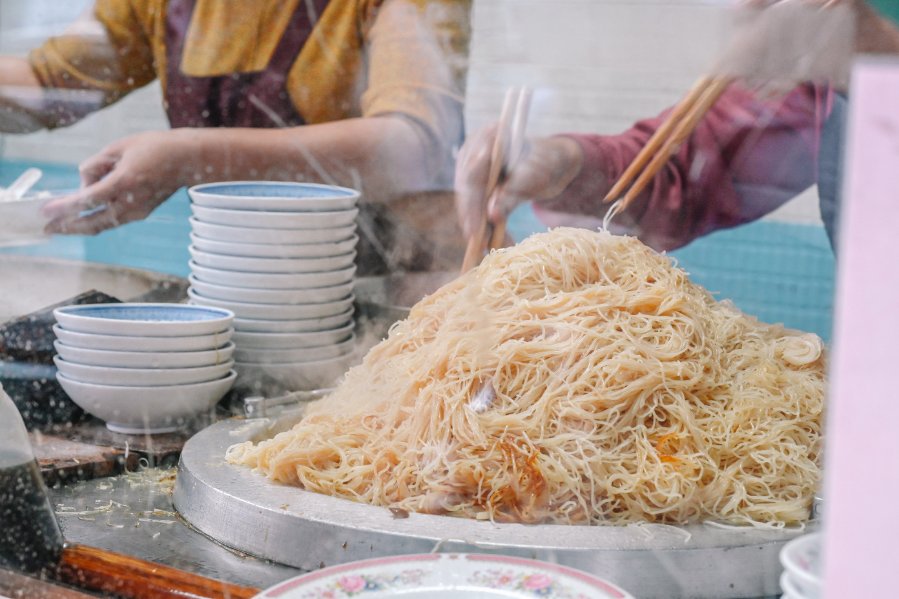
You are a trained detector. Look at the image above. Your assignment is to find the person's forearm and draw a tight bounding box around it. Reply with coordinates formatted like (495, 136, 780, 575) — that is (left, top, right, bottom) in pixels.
(169, 116, 437, 201)
(0, 57, 40, 87)
(0, 56, 47, 133)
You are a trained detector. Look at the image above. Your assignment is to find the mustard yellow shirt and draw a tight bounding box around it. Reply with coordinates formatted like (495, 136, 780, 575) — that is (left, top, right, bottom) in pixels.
(29, 0, 471, 181)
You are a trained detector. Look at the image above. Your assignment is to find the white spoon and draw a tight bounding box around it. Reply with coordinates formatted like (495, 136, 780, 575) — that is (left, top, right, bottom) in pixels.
(1, 168, 43, 202)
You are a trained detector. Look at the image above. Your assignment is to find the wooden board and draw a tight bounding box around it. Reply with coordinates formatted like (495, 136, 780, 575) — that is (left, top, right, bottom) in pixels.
(0, 568, 96, 599)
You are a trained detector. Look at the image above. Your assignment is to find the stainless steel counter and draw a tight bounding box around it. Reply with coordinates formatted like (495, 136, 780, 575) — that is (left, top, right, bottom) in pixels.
(49, 465, 786, 599)
(47, 468, 299, 592)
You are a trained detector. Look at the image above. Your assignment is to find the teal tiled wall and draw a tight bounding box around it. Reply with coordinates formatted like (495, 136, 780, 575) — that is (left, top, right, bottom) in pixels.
(1, 159, 836, 340)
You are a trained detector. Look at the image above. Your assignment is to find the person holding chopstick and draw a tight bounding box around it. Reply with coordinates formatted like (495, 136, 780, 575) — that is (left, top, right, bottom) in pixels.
(455, 0, 899, 255)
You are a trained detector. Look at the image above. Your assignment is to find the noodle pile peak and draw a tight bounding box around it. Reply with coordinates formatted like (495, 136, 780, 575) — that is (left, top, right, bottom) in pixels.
(228, 228, 825, 527)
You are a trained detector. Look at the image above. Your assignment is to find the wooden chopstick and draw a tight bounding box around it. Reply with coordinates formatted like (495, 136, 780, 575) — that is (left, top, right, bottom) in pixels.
(603, 76, 731, 214)
(462, 87, 531, 273)
(57, 543, 258, 599)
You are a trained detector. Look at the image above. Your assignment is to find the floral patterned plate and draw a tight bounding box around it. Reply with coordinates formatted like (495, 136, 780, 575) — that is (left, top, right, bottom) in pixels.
(255, 553, 636, 599)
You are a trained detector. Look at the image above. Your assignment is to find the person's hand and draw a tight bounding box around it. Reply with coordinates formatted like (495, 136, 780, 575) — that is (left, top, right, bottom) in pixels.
(42, 130, 197, 235)
(855, 1, 899, 55)
(716, 0, 859, 92)
(454, 125, 583, 240)
(742, 0, 899, 56)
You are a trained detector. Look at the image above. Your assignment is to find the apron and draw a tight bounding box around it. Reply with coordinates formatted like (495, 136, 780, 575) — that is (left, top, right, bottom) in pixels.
(162, 0, 404, 274)
(163, 0, 328, 128)
(818, 93, 848, 254)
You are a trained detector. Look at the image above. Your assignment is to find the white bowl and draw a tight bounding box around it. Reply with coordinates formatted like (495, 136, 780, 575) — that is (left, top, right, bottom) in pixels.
(189, 218, 355, 245)
(232, 323, 354, 349)
(189, 246, 356, 274)
(0, 192, 55, 247)
(57, 371, 236, 434)
(189, 277, 354, 305)
(54, 340, 235, 368)
(234, 336, 355, 364)
(188, 288, 354, 320)
(189, 262, 355, 289)
(53, 303, 234, 337)
(189, 182, 359, 212)
(233, 309, 354, 333)
(189, 233, 358, 259)
(52, 325, 234, 352)
(780, 533, 823, 598)
(54, 356, 234, 386)
(191, 204, 358, 229)
(236, 355, 356, 390)
(779, 571, 810, 599)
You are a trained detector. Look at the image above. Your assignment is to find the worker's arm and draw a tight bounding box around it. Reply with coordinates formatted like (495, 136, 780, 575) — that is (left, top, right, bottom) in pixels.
(42, 115, 434, 234)
(0, 57, 47, 133)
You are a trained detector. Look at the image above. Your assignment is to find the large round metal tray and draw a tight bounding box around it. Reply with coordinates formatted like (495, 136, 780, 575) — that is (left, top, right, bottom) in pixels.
(174, 417, 815, 599)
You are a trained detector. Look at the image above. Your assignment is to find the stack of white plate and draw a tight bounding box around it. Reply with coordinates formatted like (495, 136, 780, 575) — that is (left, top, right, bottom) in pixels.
(52, 303, 236, 434)
(779, 532, 822, 598)
(186, 182, 360, 390)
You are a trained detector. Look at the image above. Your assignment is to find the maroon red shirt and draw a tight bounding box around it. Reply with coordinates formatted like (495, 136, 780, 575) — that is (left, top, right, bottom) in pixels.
(536, 83, 833, 251)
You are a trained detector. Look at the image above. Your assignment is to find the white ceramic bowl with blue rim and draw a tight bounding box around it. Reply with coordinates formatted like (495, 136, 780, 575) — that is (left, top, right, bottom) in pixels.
(232, 309, 354, 333)
(54, 355, 234, 386)
(188, 288, 354, 320)
(234, 336, 355, 364)
(236, 354, 356, 390)
(0, 191, 59, 247)
(189, 232, 358, 259)
(53, 303, 234, 337)
(189, 262, 355, 289)
(53, 340, 235, 369)
(779, 570, 810, 599)
(189, 246, 356, 274)
(191, 204, 358, 230)
(189, 277, 354, 305)
(232, 323, 354, 349)
(189, 218, 355, 245)
(188, 182, 359, 212)
(780, 532, 822, 598)
(52, 324, 234, 352)
(56, 370, 237, 434)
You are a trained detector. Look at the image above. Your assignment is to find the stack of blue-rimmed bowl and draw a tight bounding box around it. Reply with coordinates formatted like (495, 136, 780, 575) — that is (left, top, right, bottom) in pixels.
(186, 182, 359, 391)
(52, 303, 235, 434)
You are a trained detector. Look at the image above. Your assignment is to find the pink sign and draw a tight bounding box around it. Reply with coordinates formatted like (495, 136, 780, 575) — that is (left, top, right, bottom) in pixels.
(823, 58, 899, 598)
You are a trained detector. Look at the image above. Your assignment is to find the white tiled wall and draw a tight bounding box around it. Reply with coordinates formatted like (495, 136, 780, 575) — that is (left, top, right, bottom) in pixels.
(0, 0, 822, 223)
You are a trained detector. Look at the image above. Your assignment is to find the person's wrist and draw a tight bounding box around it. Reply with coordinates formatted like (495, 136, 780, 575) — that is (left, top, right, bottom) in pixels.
(168, 128, 212, 186)
(539, 136, 583, 200)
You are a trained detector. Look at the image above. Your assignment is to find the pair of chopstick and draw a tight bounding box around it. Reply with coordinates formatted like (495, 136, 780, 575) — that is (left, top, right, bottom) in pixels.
(602, 76, 732, 219)
(461, 86, 532, 273)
